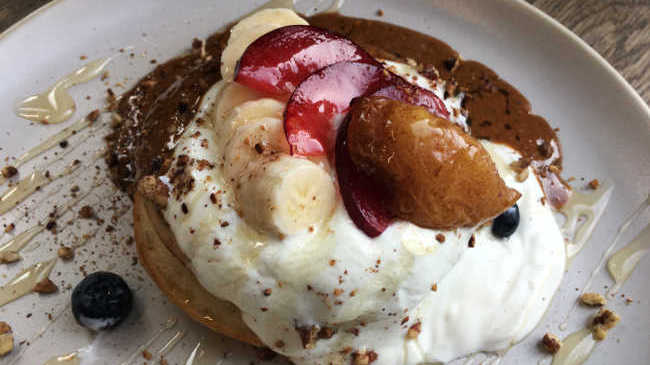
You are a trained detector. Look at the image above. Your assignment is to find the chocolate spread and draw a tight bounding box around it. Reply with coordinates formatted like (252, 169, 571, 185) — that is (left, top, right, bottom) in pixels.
(106, 13, 570, 207)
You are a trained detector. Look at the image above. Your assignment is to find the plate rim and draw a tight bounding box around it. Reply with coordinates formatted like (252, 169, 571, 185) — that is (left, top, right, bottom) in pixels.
(1, 0, 648, 119)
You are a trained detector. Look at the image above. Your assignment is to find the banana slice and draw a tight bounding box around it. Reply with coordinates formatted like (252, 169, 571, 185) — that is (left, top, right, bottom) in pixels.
(213, 84, 285, 148)
(223, 117, 289, 181)
(212, 82, 265, 126)
(221, 8, 308, 81)
(236, 155, 336, 236)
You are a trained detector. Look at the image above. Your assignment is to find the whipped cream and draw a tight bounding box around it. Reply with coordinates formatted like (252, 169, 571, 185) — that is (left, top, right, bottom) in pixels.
(162, 9, 566, 365)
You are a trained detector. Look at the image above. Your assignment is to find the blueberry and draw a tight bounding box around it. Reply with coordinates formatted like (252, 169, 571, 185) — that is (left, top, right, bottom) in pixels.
(491, 204, 519, 238)
(71, 272, 133, 331)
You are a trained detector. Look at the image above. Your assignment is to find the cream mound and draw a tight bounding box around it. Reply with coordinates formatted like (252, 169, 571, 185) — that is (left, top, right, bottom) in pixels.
(158, 8, 566, 365)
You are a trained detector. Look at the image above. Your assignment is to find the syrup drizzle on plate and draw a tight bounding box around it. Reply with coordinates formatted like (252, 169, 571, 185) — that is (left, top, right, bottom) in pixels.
(16, 58, 111, 125)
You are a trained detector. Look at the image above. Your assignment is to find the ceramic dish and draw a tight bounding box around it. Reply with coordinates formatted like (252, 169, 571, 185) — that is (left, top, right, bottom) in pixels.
(0, 0, 648, 364)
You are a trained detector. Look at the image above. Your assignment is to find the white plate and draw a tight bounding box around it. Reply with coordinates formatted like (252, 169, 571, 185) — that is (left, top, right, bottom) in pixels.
(0, 0, 648, 364)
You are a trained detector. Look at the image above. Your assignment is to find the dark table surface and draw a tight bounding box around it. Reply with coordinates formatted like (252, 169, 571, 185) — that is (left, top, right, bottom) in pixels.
(1, 0, 649, 104)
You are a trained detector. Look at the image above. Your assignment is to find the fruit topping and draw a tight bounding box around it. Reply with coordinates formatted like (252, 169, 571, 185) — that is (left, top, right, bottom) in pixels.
(221, 8, 308, 81)
(345, 97, 520, 230)
(285, 61, 390, 156)
(491, 204, 520, 238)
(335, 116, 393, 237)
(71, 272, 133, 331)
(235, 25, 376, 96)
(284, 61, 449, 156)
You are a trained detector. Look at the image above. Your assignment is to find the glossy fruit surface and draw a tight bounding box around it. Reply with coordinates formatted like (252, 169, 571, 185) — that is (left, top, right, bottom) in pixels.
(344, 96, 521, 231)
(491, 204, 520, 238)
(71, 271, 133, 331)
(284, 61, 390, 156)
(335, 115, 393, 237)
(235, 25, 376, 96)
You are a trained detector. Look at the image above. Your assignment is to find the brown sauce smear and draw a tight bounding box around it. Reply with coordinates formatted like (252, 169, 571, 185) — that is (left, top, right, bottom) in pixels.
(105, 33, 228, 195)
(107, 13, 570, 207)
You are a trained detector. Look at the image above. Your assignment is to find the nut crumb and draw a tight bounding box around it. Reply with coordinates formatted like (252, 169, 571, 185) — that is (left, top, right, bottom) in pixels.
(142, 349, 152, 360)
(591, 308, 620, 341)
(352, 350, 378, 365)
(1, 166, 18, 178)
(86, 109, 100, 122)
(580, 292, 606, 307)
(431, 283, 437, 292)
(138, 176, 170, 207)
(587, 179, 600, 190)
(376, 9, 384, 16)
(4, 223, 15, 233)
(435, 233, 445, 243)
(33, 278, 58, 294)
(57, 246, 74, 261)
(406, 322, 421, 339)
(541, 333, 562, 354)
(79, 205, 95, 219)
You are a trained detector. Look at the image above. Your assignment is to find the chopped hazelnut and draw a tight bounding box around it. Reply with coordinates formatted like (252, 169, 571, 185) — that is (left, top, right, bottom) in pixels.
(86, 109, 100, 122)
(435, 233, 445, 243)
(79, 205, 95, 219)
(142, 350, 152, 360)
(587, 179, 600, 190)
(57, 246, 74, 261)
(297, 326, 319, 349)
(541, 333, 562, 354)
(376, 9, 384, 16)
(318, 326, 336, 339)
(592, 308, 619, 329)
(4, 223, 15, 233)
(406, 322, 421, 339)
(591, 308, 620, 340)
(33, 278, 58, 294)
(352, 350, 378, 365)
(431, 283, 438, 292)
(138, 175, 169, 207)
(1, 166, 17, 178)
(580, 292, 606, 307)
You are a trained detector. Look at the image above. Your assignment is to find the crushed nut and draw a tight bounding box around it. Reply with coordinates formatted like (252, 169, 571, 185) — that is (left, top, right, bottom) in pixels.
(138, 175, 170, 207)
(352, 350, 378, 365)
(33, 278, 58, 294)
(4, 223, 15, 233)
(580, 292, 606, 307)
(541, 333, 562, 354)
(142, 350, 152, 360)
(318, 326, 336, 339)
(406, 322, 421, 339)
(1, 166, 18, 178)
(57, 246, 74, 261)
(297, 325, 319, 349)
(591, 308, 620, 341)
(435, 233, 445, 243)
(587, 179, 600, 190)
(86, 109, 100, 122)
(79, 205, 95, 219)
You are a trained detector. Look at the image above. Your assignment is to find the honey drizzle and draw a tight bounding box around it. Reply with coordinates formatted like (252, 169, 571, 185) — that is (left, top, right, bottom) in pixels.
(16, 58, 110, 124)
